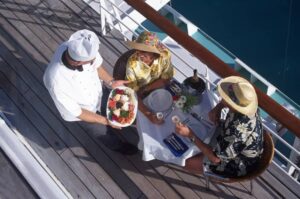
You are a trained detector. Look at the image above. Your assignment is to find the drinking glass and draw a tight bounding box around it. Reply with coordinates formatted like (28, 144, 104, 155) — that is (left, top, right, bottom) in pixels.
(156, 112, 164, 120)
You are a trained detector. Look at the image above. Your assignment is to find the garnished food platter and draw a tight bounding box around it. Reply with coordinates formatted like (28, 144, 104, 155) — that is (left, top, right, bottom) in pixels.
(107, 86, 138, 127)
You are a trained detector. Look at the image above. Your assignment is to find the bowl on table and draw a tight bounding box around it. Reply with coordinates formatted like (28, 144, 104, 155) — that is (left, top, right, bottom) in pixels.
(145, 89, 173, 113)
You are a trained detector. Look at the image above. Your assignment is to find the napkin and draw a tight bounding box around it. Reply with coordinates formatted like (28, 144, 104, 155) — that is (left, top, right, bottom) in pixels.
(163, 133, 189, 157)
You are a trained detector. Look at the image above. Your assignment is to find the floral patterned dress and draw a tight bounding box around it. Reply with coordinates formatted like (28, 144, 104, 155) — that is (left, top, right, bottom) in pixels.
(125, 50, 174, 91)
(204, 111, 264, 177)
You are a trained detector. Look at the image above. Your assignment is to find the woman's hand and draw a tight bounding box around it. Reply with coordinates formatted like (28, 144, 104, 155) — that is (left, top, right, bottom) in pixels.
(175, 123, 193, 138)
(137, 86, 151, 99)
(111, 80, 130, 89)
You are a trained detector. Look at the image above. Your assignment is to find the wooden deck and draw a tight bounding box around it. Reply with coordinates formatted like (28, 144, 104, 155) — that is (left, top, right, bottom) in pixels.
(0, 0, 298, 198)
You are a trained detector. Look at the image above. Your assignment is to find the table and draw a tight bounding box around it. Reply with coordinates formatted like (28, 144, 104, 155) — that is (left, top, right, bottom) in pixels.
(136, 87, 219, 166)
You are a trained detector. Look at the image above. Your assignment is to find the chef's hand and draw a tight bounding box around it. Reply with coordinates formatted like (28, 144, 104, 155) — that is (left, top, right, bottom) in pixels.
(104, 118, 122, 129)
(111, 80, 130, 89)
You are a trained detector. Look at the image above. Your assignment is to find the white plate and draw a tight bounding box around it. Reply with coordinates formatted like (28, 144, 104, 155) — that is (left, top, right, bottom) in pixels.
(146, 89, 173, 112)
(106, 86, 138, 127)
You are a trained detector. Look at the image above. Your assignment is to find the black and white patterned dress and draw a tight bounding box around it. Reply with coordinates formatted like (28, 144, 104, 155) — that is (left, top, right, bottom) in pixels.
(205, 111, 264, 177)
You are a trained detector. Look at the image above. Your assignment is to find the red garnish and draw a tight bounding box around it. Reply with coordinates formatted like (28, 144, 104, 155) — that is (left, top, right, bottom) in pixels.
(108, 99, 117, 108)
(112, 115, 118, 121)
(172, 95, 180, 101)
(115, 89, 124, 95)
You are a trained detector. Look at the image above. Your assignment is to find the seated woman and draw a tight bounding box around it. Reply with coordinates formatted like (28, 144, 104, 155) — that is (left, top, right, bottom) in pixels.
(175, 76, 264, 177)
(125, 31, 174, 124)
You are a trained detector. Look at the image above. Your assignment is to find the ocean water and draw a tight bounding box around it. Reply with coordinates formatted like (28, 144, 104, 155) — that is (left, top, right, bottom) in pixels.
(171, 0, 300, 105)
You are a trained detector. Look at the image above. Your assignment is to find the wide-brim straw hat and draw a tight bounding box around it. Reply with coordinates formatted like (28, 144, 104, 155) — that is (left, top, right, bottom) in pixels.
(126, 31, 163, 55)
(217, 76, 258, 117)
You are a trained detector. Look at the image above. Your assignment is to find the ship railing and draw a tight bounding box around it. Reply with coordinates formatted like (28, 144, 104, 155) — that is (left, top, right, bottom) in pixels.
(84, 0, 217, 87)
(160, 4, 300, 112)
(263, 124, 300, 183)
(82, 0, 300, 184)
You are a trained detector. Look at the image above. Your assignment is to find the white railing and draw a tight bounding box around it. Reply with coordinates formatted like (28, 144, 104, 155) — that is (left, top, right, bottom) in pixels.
(84, 0, 217, 86)
(84, 0, 300, 184)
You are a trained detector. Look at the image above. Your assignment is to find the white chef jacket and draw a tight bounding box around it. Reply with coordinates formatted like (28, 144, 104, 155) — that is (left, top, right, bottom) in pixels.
(43, 42, 103, 121)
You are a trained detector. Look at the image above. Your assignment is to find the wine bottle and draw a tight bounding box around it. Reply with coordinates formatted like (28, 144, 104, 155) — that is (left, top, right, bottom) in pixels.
(183, 69, 205, 94)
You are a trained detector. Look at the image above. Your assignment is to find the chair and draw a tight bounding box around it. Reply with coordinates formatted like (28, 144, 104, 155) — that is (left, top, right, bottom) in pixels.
(113, 49, 135, 80)
(203, 131, 275, 194)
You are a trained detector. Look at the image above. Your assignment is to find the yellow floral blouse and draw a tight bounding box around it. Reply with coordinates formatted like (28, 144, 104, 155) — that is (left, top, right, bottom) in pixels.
(125, 49, 174, 91)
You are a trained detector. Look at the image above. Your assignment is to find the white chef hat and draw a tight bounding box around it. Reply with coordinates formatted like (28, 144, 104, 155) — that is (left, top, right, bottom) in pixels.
(67, 29, 100, 62)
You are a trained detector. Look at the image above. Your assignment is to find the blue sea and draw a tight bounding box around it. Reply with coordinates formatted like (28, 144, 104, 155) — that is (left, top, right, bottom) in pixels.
(171, 0, 300, 105)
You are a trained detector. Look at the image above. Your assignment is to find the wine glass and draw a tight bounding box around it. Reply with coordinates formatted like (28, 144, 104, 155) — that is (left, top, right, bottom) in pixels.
(156, 112, 164, 120)
(171, 115, 181, 124)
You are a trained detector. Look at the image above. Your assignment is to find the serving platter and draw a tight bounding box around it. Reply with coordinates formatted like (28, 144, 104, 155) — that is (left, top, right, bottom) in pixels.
(107, 86, 138, 127)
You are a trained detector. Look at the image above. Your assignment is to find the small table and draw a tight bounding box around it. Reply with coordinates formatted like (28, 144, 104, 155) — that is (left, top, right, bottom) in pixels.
(136, 88, 218, 166)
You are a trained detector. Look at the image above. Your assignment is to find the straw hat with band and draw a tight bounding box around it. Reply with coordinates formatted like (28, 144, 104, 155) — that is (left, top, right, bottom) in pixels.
(126, 31, 166, 55)
(218, 76, 258, 117)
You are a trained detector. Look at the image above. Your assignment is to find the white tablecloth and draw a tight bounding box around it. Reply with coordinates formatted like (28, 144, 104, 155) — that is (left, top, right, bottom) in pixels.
(136, 89, 218, 166)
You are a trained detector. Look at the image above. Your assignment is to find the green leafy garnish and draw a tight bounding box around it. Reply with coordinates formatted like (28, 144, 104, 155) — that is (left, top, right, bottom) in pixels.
(120, 110, 129, 117)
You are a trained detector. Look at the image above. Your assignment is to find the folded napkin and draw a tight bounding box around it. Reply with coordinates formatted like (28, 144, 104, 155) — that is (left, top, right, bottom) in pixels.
(163, 133, 189, 157)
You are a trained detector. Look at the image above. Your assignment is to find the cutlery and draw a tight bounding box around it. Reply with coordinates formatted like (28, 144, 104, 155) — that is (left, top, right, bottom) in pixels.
(170, 135, 184, 151)
(169, 86, 177, 94)
(170, 84, 182, 94)
(169, 139, 181, 151)
(173, 83, 181, 91)
(166, 136, 180, 150)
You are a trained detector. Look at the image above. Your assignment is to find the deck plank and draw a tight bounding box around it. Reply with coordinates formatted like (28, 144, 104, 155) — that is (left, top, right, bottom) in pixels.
(162, 169, 201, 198)
(256, 166, 298, 199)
(0, 74, 95, 199)
(22, 0, 72, 40)
(0, 1, 52, 64)
(60, 149, 112, 199)
(5, 0, 61, 51)
(0, 148, 39, 199)
(0, 54, 132, 198)
(24, 89, 139, 198)
(126, 155, 182, 199)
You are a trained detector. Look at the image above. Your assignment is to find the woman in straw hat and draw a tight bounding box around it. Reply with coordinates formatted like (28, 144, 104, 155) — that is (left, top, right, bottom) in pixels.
(125, 31, 174, 124)
(175, 76, 264, 177)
